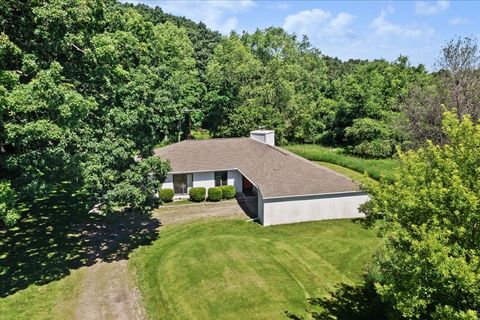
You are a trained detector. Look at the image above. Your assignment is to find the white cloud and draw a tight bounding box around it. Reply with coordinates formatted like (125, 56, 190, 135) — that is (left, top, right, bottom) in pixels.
(449, 17, 469, 25)
(415, 1, 450, 16)
(283, 8, 356, 41)
(122, 0, 255, 34)
(370, 8, 434, 38)
(265, 2, 290, 10)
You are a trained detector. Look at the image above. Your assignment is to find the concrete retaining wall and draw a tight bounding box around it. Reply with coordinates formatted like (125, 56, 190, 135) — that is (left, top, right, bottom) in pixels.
(261, 192, 369, 226)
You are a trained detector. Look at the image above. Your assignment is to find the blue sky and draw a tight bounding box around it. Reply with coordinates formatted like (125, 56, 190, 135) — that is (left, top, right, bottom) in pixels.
(124, 1, 480, 68)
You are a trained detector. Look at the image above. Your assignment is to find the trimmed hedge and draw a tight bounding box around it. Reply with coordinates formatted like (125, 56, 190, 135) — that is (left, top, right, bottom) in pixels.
(189, 187, 206, 202)
(159, 188, 174, 203)
(220, 185, 236, 199)
(207, 187, 222, 202)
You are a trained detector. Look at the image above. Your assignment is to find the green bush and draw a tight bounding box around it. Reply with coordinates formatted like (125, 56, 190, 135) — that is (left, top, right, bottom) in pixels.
(189, 187, 206, 202)
(207, 187, 222, 202)
(220, 185, 236, 199)
(349, 139, 394, 159)
(191, 128, 211, 140)
(159, 188, 174, 203)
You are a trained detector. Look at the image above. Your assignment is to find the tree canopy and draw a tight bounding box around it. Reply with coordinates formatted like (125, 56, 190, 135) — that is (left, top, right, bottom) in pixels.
(362, 112, 480, 319)
(0, 0, 207, 223)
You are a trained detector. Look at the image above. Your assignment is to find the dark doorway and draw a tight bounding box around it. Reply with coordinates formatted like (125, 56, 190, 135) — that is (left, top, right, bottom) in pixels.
(242, 175, 253, 194)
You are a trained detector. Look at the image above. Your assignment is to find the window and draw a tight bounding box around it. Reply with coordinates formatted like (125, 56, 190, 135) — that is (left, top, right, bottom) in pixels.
(173, 173, 192, 194)
(214, 171, 228, 187)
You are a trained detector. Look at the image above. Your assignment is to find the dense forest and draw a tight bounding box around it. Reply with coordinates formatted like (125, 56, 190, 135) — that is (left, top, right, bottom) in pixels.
(1, 0, 479, 222)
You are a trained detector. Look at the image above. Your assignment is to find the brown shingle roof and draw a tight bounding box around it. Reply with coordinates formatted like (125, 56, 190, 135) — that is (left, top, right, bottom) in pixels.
(154, 138, 359, 198)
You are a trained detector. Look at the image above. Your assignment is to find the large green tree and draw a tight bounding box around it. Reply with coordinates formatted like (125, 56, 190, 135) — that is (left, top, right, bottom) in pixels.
(333, 56, 428, 157)
(362, 112, 480, 319)
(0, 0, 204, 224)
(204, 28, 329, 144)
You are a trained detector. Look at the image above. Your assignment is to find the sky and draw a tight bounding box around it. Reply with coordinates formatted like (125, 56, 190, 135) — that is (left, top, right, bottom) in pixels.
(122, 0, 480, 68)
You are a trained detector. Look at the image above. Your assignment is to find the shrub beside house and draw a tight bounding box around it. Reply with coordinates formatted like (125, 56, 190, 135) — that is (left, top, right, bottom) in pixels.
(160, 185, 237, 204)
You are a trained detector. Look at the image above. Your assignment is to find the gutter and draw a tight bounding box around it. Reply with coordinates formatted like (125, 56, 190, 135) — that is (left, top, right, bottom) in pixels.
(262, 190, 368, 201)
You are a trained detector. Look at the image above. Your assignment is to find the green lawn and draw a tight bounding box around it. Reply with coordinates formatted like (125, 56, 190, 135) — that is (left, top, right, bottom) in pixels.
(285, 144, 398, 181)
(314, 161, 376, 186)
(130, 218, 383, 320)
(0, 268, 85, 320)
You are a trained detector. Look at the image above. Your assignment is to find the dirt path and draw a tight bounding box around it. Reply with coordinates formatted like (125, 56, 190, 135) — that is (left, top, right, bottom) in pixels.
(74, 198, 255, 320)
(76, 260, 146, 320)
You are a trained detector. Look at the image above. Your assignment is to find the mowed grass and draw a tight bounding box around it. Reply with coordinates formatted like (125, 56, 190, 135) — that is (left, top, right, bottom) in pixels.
(130, 218, 382, 320)
(314, 161, 376, 186)
(285, 144, 398, 181)
(0, 268, 85, 320)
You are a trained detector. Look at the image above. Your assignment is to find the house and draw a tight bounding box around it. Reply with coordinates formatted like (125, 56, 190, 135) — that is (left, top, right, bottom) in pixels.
(154, 130, 369, 226)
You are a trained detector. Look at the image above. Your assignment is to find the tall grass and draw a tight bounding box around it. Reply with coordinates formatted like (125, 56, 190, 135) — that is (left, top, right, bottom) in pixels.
(285, 144, 398, 181)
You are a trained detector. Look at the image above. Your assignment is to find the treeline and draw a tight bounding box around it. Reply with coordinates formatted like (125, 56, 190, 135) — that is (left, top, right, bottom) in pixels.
(1, 0, 479, 225)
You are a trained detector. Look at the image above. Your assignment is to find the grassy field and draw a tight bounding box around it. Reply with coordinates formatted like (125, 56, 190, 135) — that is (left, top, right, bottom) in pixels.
(130, 218, 383, 320)
(285, 144, 398, 181)
(314, 161, 376, 185)
(0, 268, 85, 320)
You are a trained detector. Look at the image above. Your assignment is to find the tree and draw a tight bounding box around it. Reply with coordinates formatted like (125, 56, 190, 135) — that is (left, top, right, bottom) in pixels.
(361, 112, 480, 319)
(0, 180, 19, 226)
(437, 36, 480, 119)
(402, 37, 480, 148)
(3, 63, 97, 196)
(0, 0, 203, 222)
(204, 34, 262, 134)
(205, 28, 329, 144)
(344, 117, 398, 158)
(334, 56, 428, 157)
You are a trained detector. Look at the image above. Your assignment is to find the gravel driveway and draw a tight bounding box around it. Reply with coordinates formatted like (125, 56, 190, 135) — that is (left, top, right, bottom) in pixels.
(153, 197, 257, 226)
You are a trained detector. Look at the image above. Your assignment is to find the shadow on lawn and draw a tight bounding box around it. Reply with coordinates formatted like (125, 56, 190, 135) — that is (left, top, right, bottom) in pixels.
(0, 185, 160, 297)
(286, 280, 389, 320)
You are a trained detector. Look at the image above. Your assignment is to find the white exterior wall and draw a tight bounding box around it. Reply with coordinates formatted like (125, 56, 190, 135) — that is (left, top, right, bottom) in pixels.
(257, 191, 265, 224)
(250, 130, 275, 146)
(261, 193, 369, 226)
(163, 170, 243, 193)
(228, 170, 243, 192)
(192, 171, 215, 189)
(163, 174, 173, 190)
(264, 133, 275, 146)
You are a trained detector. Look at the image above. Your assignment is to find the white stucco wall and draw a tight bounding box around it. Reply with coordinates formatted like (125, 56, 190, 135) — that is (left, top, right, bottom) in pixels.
(250, 130, 275, 146)
(261, 192, 369, 226)
(228, 170, 243, 192)
(257, 191, 265, 224)
(163, 174, 173, 190)
(192, 171, 215, 189)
